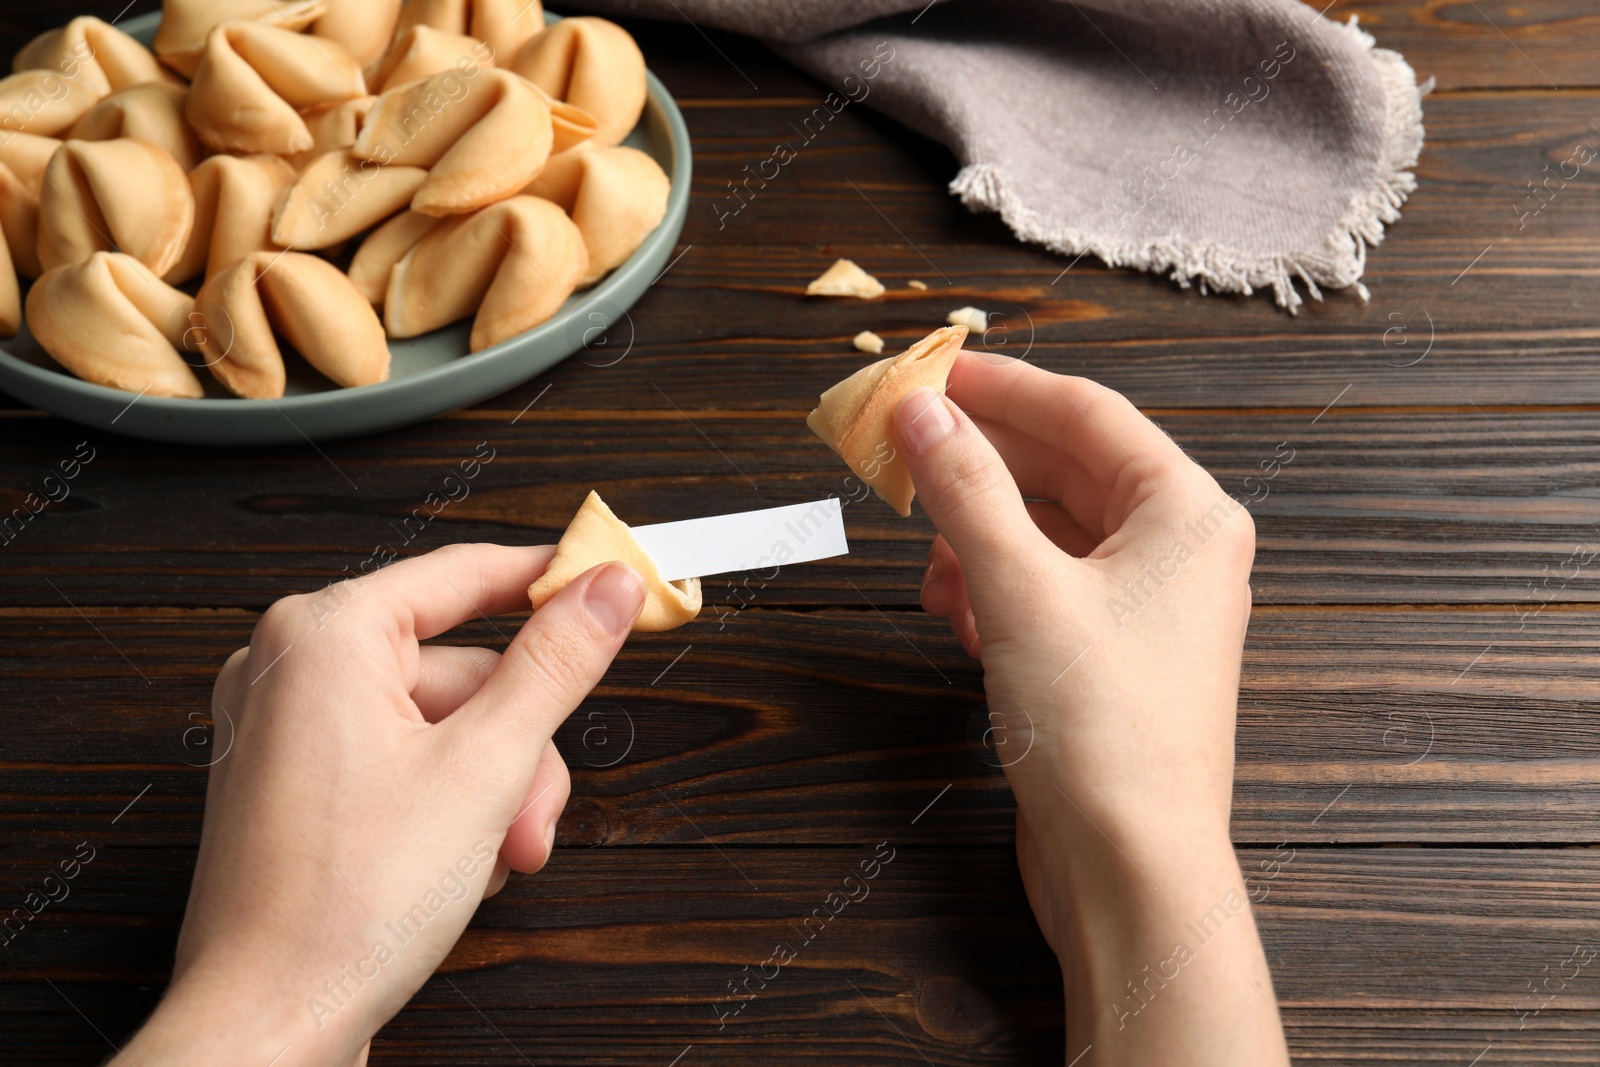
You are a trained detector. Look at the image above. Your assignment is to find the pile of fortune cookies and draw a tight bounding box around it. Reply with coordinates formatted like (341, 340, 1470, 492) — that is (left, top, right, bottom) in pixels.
(0, 0, 671, 399)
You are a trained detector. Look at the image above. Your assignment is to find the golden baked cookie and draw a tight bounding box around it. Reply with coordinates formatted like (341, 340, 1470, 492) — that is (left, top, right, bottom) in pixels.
(37, 137, 194, 277)
(384, 194, 586, 352)
(185, 21, 366, 155)
(26, 251, 202, 397)
(807, 325, 967, 517)
(528, 491, 702, 632)
(513, 17, 645, 148)
(193, 249, 389, 398)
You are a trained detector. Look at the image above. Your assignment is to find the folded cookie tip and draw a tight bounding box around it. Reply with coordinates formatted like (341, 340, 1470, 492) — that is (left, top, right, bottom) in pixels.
(528, 490, 702, 632)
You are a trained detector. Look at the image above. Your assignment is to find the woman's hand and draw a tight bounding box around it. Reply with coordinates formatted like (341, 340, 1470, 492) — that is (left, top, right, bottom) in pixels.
(123, 545, 646, 1067)
(894, 351, 1289, 1066)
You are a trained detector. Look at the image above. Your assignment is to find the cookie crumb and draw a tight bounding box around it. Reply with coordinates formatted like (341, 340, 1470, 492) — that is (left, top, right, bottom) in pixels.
(805, 258, 885, 299)
(907, 279, 927, 290)
(852, 330, 885, 355)
(946, 306, 987, 331)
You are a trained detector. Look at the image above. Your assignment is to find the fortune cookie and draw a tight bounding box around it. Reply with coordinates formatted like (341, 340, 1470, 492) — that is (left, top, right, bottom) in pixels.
(806, 325, 967, 517)
(271, 150, 428, 249)
(394, 0, 544, 69)
(347, 210, 442, 305)
(26, 251, 203, 397)
(0, 133, 60, 277)
(528, 491, 702, 632)
(352, 68, 551, 216)
(313, 0, 404, 70)
(193, 250, 390, 399)
(385, 195, 586, 352)
(167, 154, 297, 284)
(37, 138, 195, 277)
(527, 144, 667, 286)
(67, 83, 206, 172)
(513, 17, 645, 147)
(369, 26, 491, 94)
(186, 22, 367, 155)
(2, 17, 178, 137)
(153, 0, 326, 79)
(14, 16, 178, 90)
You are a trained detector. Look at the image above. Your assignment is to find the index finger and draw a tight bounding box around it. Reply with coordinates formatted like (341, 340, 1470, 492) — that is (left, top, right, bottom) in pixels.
(946, 351, 1193, 492)
(333, 543, 556, 641)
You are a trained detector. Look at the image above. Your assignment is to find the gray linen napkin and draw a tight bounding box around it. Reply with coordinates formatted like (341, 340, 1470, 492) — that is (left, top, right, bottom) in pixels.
(570, 0, 1428, 312)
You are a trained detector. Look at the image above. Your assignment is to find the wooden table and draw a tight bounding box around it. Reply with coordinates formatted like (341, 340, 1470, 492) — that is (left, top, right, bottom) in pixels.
(3, 2, 1597, 1063)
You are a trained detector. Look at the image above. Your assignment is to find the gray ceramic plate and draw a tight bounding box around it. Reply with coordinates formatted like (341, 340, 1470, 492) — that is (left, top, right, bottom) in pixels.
(0, 10, 690, 446)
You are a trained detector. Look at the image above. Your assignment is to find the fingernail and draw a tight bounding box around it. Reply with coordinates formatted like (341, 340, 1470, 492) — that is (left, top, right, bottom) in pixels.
(897, 387, 956, 455)
(584, 563, 645, 636)
(543, 817, 558, 857)
(922, 553, 944, 592)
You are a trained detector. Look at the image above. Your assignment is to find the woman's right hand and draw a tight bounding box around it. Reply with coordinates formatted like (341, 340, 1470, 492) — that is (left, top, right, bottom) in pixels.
(892, 351, 1288, 1066)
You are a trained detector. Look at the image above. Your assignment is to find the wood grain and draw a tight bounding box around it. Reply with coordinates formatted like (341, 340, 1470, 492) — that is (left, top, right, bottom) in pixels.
(2, 605, 1597, 846)
(1342, 0, 1600, 90)
(3, 848, 1599, 1064)
(2, 410, 1599, 609)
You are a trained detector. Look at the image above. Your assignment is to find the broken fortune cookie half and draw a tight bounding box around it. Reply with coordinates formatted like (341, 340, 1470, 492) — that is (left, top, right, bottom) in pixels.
(806, 324, 966, 518)
(528, 491, 701, 632)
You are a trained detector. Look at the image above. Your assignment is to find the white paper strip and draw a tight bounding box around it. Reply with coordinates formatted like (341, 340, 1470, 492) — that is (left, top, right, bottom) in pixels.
(630, 498, 848, 581)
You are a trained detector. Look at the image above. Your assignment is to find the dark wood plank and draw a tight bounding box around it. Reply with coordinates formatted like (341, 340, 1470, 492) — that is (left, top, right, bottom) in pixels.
(3, 409, 1599, 609)
(1344, 0, 1600, 90)
(3, 847, 1599, 1064)
(3, 605, 1598, 845)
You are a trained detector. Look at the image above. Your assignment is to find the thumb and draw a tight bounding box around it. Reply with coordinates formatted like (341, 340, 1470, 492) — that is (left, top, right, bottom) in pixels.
(894, 386, 1052, 608)
(444, 561, 644, 808)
